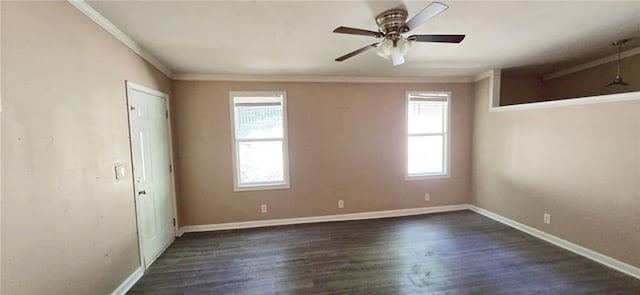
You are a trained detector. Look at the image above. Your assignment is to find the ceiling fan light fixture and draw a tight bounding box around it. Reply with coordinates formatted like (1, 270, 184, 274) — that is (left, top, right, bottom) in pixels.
(332, 2, 465, 64)
(376, 51, 390, 59)
(396, 38, 412, 55)
(391, 52, 405, 66)
(376, 39, 411, 65)
(377, 39, 393, 59)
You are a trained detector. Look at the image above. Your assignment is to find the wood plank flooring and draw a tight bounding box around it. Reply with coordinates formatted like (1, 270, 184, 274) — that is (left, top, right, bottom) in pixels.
(129, 210, 640, 294)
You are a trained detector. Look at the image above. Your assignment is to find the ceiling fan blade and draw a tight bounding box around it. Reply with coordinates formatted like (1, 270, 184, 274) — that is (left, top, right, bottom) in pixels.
(403, 2, 448, 32)
(335, 43, 380, 61)
(333, 26, 382, 38)
(409, 34, 465, 43)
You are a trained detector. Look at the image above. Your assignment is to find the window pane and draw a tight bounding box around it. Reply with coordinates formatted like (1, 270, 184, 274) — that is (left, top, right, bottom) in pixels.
(235, 104, 283, 139)
(408, 100, 445, 134)
(238, 140, 284, 184)
(408, 135, 444, 175)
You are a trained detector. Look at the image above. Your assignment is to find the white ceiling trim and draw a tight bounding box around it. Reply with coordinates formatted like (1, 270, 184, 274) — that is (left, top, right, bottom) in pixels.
(67, 0, 173, 77)
(472, 70, 496, 82)
(491, 89, 640, 112)
(172, 73, 474, 84)
(543, 46, 640, 81)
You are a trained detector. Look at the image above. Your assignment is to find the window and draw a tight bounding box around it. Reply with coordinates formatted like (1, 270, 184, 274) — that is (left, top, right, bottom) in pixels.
(230, 91, 289, 191)
(406, 91, 450, 178)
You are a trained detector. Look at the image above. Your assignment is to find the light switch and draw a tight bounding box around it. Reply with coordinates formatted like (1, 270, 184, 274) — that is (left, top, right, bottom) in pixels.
(115, 164, 126, 180)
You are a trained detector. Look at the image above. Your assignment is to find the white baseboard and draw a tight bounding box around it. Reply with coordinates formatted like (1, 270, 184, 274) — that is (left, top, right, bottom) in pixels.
(178, 204, 470, 236)
(111, 266, 144, 295)
(468, 205, 640, 280)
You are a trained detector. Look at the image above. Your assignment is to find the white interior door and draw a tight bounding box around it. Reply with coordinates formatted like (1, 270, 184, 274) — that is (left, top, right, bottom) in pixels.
(127, 82, 176, 268)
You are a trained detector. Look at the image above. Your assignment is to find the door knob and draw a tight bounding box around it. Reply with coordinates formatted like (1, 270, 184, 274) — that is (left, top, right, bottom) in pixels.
(138, 190, 147, 195)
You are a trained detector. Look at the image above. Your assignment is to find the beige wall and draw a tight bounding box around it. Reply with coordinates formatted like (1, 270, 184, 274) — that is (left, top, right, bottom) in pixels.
(173, 81, 474, 226)
(472, 78, 640, 268)
(1, 2, 172, 294)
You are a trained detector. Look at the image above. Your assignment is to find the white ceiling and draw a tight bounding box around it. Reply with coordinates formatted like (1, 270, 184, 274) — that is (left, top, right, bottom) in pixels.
(87, 1, 640, 78)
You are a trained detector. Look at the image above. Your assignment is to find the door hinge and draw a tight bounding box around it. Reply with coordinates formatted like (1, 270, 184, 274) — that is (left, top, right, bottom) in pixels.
(173, 218, 176, 226)
(165, 109, 169, 119)
(169, 164, 172, 173)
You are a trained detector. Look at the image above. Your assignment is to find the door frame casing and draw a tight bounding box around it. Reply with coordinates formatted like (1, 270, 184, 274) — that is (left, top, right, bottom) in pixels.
(125, 80, 179, 269)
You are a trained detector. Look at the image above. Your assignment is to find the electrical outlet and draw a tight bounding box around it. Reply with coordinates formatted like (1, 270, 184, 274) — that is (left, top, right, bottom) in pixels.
(425, 193, 430, 201)
(544, 213, 551, 224)
(338, 200, 344, 209)
(261, 204, 268, 214)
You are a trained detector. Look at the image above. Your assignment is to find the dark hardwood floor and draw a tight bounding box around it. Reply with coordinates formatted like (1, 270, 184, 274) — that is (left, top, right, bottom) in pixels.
(129, 210, 640, 294)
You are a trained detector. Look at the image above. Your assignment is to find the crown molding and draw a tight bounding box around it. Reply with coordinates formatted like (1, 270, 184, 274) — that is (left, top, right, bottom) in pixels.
(172, 73, 474, 84)
(472, 70, 496, 82)
(67, 0, 173, 77)
(543, 46, 640, 81)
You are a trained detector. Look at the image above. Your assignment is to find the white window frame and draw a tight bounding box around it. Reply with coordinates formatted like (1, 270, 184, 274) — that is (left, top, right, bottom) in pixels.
(405, 91, 451, 180)
(229, 91, 290, 191)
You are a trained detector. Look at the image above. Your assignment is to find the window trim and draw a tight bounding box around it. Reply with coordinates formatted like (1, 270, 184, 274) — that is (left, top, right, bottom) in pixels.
(405, 91, 451, 180)
(229, 91, 290, 192)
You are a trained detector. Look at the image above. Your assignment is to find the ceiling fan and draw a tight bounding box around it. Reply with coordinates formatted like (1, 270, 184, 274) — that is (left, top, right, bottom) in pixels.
(333, 1, 465, 66)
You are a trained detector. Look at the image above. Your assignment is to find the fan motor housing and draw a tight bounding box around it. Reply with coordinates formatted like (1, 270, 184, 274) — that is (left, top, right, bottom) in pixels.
(375, 8, 408, 36)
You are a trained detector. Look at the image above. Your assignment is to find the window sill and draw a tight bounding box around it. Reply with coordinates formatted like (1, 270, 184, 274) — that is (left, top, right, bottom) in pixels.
(405, 173, 450, 181)
(234, 183, 290, 192)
